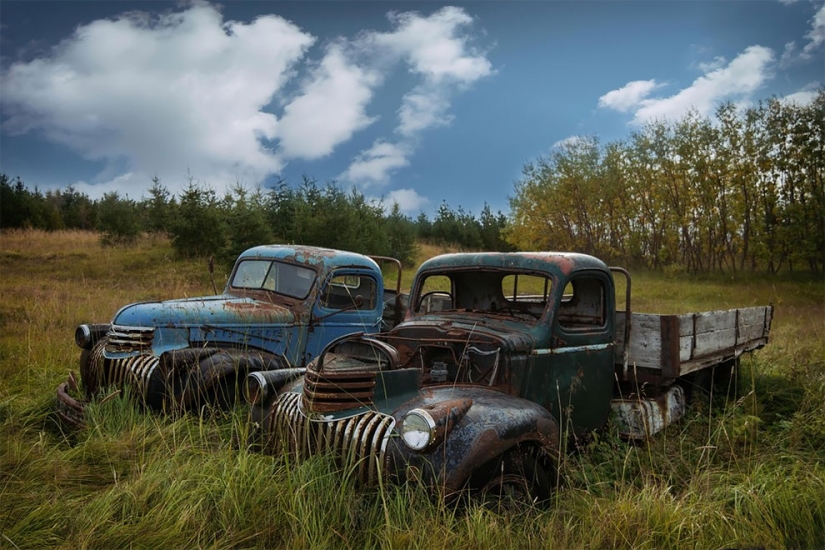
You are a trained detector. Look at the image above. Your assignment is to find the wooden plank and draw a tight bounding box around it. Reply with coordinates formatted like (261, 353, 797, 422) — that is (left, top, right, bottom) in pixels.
(678, 310, 737, 359)
(737, 306, 767, 327)
(677, 314, 693, 361)
(736, 306, 770, 345)
(738, 323, 765, 342)
(615, 312, 666, 369)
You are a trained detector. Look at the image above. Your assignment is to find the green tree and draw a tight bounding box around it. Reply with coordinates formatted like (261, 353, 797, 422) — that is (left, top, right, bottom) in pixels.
(97, 192, 142, 245)
(169, 180, 227, 258)
(224, 184, 273, 261)
(384, 203, 418, 265)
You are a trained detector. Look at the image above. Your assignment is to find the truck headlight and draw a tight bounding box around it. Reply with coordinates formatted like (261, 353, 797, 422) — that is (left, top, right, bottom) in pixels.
(244, 372, 268, 405)
(75, 325, 92, 349)
(400, 409, 436, 451)
(75, 323, 110, 350)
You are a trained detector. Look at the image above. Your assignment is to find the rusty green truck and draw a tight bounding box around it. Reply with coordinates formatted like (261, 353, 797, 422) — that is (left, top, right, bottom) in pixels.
(246, 252, 773, 502)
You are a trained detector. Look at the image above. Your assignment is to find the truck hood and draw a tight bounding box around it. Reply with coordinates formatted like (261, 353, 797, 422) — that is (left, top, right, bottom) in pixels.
(112, 294, 295, 327)
(388, 315, 536, 353)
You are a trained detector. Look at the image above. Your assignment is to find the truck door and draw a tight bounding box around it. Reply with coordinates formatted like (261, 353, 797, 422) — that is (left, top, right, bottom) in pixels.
(548, 271, 616, 438)
(303, 271, 383, 364)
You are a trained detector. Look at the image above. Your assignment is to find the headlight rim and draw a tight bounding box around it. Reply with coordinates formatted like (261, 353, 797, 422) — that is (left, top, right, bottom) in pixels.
(75, 324, 92, 349)
(400, 408, 437, 451)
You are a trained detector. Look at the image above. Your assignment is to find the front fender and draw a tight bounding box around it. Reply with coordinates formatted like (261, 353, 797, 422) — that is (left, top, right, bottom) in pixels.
(385, 386, 560, 493)
(148, 348, 290, 410)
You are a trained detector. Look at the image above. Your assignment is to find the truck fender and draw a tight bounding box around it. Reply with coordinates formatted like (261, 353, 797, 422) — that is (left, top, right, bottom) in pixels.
(385, 385, 560, 494)
(147, 348, 290, 410)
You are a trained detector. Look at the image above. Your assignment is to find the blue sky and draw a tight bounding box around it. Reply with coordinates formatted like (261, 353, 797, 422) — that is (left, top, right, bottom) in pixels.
(1, 1, 822, 217)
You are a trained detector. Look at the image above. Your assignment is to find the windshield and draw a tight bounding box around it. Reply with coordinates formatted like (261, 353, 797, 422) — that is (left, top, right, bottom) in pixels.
(414, 270, 552, 321)
(230, 260, 316, 299)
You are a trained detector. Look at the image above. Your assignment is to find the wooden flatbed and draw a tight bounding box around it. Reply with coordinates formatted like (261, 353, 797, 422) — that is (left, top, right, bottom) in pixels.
(614, 305, 773, 384)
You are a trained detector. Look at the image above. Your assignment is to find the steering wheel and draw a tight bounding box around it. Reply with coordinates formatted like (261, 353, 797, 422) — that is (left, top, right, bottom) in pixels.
(418, 291, 453, 312)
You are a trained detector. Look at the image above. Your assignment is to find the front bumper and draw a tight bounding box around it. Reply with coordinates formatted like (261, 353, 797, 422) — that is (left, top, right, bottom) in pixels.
(55, 373, 87, 429)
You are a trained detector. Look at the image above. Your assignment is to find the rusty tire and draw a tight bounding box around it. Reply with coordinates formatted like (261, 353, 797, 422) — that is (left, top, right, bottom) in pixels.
(478, 447, 552, 508)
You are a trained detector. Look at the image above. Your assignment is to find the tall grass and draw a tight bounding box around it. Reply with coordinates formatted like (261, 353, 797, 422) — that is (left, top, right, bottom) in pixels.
(1, 229, 823, 549)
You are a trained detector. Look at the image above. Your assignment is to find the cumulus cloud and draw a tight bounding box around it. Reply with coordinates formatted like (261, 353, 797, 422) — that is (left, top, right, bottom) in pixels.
(276, 43, 379, 159)
(598, 80, 661, 112)
(777, 3, 825, 67)
(802, 2, 825, 58)
(385, 188, 429, 212)
(340, 6, 492, 187)
(341, 140, 410, 187)
(1, 2, 314, 196)
(375, 6, 493, 84)
(599, 46, 774, 125)
(781, 82, 822, 105)
(0, 2, 492, 204)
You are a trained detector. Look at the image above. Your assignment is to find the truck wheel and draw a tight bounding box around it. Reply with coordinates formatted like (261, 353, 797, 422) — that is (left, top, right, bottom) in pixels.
(478, 447, 553, 508)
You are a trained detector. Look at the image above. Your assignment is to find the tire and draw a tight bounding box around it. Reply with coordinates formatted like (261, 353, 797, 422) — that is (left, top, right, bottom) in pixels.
(477, 446, 554, 508)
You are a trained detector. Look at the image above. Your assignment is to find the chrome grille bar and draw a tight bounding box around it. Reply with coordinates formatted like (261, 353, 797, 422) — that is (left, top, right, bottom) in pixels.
(105, 325, 154, 353)
(269, 392, 395, 484)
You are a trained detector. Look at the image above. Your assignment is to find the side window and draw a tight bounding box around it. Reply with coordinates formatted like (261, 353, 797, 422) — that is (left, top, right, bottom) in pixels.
(557, 276, 606, 330)
(321, 274, 376, 310)
(415, 275, 452, 313)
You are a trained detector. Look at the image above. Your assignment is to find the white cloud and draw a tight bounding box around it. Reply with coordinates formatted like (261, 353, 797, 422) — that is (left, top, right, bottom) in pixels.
(551, 135, 588, 150)
(781, 82, 822, 105)
(780, 41, 798, 68)
(599, 46, 775, 125)
(598, 80, 661, 112)
(802, 2, 825, 58)
(397, 86, 452, 137)
(697, 56, 727, 73)
(340, 140, 410, 187)
(277, 43, 379, 159)
(385, 188, 429, 213)
(375, 6, 492, 85)
(1, 2, 314, 196)
(340, 6, 492, 186)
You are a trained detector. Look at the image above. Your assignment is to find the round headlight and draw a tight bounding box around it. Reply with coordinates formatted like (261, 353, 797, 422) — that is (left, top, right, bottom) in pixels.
(244, 372, 267, 405)
(400, 409, 436, 451)
(75, 324, 92, 349)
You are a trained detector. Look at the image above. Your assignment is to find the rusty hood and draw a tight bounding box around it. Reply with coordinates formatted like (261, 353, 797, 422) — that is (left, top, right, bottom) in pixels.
(112, 294, 295, 327)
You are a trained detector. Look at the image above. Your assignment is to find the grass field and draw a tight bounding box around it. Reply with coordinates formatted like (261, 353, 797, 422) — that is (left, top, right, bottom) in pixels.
(1, 229, 823, 549)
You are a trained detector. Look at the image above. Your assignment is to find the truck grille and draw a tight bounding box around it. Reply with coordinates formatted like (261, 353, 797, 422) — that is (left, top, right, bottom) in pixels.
(105, 325, 154, 353)
(88, 340, 159, 397)
(270, 392, 395, 484)
(303, 369, 377, 413)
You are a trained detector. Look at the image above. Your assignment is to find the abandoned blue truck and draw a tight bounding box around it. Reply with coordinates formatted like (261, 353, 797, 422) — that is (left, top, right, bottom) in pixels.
(56, 245, 405, 427)
(245, 251, 773, 503)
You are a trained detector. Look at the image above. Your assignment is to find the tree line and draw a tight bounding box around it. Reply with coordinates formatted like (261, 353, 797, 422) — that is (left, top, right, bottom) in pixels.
(508, 92, 825, 275)
(0, 174, 511, 266)
(3, 91, 822, 274)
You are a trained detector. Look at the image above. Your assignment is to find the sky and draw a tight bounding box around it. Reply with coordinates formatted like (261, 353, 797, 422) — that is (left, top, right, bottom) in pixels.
(0, 1, 822, 217)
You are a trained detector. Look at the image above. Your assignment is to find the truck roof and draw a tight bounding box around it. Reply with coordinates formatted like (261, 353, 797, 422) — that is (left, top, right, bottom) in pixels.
(416, 251, 609, 278)
(236, 245, 380, 273)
